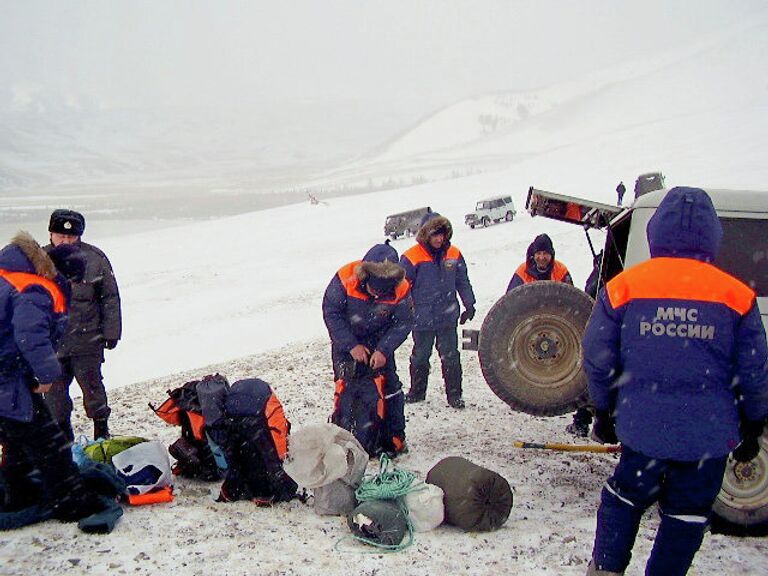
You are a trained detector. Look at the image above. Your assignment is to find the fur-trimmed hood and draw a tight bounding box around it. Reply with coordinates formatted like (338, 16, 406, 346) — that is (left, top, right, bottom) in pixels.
(355, 260, 405, 289)
(416, 215, 453, 246)
(0, 231, 58, 279)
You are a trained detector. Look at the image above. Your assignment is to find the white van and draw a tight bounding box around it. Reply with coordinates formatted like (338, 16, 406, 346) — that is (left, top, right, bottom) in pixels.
(465, 195, 516, 228)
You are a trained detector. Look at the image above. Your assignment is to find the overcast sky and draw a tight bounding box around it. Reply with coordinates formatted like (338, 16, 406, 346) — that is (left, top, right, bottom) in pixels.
(2, 0, 764, 114)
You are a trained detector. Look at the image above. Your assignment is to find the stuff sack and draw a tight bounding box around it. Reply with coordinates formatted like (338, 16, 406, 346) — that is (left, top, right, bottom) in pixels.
(347, 500, 408, 547)
(426, 456, 513, 532)
(403, 482, 444, 532)
(284, 423, 368, 515)
(82, 436, 148, 465)
(112, 441, 173, 496)
(330, 363, 387, 456)
(218, 378, 298, 504)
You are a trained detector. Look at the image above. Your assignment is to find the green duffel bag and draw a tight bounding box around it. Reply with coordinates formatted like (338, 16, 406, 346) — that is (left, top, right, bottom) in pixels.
(426, 456, 513, 532)
(83, 436, 148, 465)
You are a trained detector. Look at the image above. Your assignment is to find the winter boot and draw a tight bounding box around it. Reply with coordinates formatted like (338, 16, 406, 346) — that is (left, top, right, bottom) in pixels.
(93, 418, 110, 440)
(566, 407, 593, 437)
(585, 561, 624, 576)
(442, 357, 464, 408)
(406, 364, 429, 403)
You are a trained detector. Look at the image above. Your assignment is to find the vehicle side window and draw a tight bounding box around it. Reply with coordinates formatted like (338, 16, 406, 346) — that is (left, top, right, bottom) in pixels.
(716, 218, 768, 297)
(602, 213, 632, 284)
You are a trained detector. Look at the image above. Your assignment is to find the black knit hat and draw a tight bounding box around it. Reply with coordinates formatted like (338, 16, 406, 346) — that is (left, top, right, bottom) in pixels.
(527, 233, 555, 260)
(49, 209, 85, 236)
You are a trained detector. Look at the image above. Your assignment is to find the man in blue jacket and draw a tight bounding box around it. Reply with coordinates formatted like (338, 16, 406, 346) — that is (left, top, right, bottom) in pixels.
(401, 213, 476, 409)
(0, 232, 103, 522)
(322, 241, 413, 457)
(582, 187, 768, 576)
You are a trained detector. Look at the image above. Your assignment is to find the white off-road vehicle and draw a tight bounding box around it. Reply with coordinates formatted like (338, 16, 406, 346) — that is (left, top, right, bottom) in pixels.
(464, 184, 768, 533)
(465, 195, 516, 228)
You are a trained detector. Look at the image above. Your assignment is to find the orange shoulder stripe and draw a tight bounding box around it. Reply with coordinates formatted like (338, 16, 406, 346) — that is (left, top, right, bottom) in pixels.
(551, 261, 570, 282)
(515, 262, 534, 284)
(606, 258, 755, 315)
(337, 260, 368, 300)
(446, 246, 462, 260)
(0, 269, 67, 314)
(403, 244, 432, 265)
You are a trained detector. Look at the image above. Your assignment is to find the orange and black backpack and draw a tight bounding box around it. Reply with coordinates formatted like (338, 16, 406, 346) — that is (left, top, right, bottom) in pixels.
(150, 374, 227, 481)
(151, 374, 298, 503)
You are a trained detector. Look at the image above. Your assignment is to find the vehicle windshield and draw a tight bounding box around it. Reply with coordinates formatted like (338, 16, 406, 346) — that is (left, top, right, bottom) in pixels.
(476, 201, 490, 210)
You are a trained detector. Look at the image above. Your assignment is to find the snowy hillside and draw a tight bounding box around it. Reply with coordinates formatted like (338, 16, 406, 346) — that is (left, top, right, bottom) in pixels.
(317, 13, 768, 193)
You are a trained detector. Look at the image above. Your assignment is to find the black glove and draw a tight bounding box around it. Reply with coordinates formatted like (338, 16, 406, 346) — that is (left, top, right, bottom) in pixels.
(732, 420, 764, 463)
(590, 409, 618, 445)
(459, 306, 475, 325)
(104, 339, 119, 350)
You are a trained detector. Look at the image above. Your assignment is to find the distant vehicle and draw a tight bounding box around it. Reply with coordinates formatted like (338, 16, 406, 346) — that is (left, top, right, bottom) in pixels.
(384, 206, 432, 239)
(465, 195, 517, 228)
(634, 171, 665, 199)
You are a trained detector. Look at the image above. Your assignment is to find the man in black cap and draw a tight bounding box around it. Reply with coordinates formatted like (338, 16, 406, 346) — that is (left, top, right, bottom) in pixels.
(506, 233, 573, 292)
(44, 209, 122, 441)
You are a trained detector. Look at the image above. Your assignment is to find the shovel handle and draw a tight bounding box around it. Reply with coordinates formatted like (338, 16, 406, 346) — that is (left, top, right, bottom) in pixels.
(514, 441, 621, 454)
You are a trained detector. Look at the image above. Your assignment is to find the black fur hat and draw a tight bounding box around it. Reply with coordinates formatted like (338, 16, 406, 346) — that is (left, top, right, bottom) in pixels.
(49, 209, 85, 236)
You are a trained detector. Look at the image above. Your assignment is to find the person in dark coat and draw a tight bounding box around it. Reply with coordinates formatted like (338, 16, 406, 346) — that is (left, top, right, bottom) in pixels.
(322, 241, 413, 456)
(401, 213, 475, 409)
(616, 181, 626, 206)
(506, 233, 573, 292)
(0, 231, 104, 522)
(582, 187, 768, 576)
(43, 209, 122, 441)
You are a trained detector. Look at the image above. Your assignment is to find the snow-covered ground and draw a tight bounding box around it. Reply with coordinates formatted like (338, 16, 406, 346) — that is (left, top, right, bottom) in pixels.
(3, 5, 768, 575)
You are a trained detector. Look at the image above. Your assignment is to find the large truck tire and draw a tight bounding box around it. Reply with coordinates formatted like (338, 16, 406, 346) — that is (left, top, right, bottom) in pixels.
(712, 433, 768, 535)
(477, 282, 594, 416)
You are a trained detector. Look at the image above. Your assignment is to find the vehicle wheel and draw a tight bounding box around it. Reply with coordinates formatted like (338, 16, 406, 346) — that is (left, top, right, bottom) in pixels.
(505, 211, 514, 222)
(712, 434, 768, 535)
(469, 224, 475, 229)
(482, 216, 490, 228)
(477, 282, 594, 416)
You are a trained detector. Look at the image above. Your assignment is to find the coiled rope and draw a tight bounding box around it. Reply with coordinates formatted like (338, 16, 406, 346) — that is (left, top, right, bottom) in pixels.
(342, 454, 424, 552)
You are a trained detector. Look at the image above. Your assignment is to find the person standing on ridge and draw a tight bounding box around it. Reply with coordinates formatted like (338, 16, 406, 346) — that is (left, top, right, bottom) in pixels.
(616, 181, 626, 206)
(401, 212, 476, 409)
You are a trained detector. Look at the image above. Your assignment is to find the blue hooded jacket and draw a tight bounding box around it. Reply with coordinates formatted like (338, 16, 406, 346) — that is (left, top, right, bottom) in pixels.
(400, 214, 476, 330)
(583, 187, 768, 460)
(322, 242, 413, 368)
(0, 233, 67, 422)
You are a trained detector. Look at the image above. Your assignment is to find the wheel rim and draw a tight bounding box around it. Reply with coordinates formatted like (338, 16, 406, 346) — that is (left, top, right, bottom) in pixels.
(718, 436, 768, 512)
(482, 217, 490, 227)
(506, 313, 583, 387)
(506, 212, 513, 221)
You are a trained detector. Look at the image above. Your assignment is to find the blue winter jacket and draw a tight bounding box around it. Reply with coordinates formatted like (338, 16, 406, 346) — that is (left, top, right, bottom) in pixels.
(400, 216, 476, 331)
(583, 187, 768, 461)
(322, 259, 413, 367)
(0, 233, 67, 422)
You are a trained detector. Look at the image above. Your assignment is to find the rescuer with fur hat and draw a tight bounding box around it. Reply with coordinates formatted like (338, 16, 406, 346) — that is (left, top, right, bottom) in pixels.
(44, 209, 122, 441)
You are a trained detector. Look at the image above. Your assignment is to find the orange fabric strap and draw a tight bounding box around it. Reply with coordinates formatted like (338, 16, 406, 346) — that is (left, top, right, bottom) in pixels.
(0, 269, 66, 314)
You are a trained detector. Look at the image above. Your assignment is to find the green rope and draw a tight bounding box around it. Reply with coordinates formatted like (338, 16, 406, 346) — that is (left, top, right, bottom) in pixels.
(342, 454, 423, 552)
